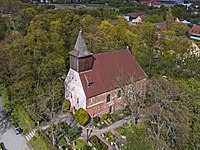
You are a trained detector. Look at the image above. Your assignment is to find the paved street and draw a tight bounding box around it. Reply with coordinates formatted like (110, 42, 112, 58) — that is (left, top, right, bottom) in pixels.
(0, 96, 31, 150)
(0, 128, 31, 150)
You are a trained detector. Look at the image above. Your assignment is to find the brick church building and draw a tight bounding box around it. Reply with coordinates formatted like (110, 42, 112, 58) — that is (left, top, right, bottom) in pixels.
(64, 30, 147, 117)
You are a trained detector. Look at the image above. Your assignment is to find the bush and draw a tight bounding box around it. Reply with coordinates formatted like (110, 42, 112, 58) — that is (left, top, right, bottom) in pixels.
(89, 135, 108, 150)
(75, 139, 86, 150)
(62, 100, 71, 112)
(75, 108, 90, 126)
(93, 116, 100, 124)
(68, 126, 79, 141)
(101, 113, 108, 121)
(57, 137, 67, 147)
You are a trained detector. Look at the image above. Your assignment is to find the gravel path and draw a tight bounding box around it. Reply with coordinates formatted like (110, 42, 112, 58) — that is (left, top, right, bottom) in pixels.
(81, 116, 131, 138)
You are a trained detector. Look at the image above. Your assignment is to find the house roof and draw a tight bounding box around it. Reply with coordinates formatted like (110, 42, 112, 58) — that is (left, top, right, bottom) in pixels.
(190, 25, 200, 34)
(127, 12, 146, 19)
(1, 14, 10, 18)
(79, 50, 147, 99)
(69, 30, 93, 58)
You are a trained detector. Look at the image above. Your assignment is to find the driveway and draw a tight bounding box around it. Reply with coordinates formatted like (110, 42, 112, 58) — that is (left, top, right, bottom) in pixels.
(0, 96, 31, 150)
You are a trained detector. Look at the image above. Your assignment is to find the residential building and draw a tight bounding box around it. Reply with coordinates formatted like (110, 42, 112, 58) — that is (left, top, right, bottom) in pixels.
(190, 25, 200, 40)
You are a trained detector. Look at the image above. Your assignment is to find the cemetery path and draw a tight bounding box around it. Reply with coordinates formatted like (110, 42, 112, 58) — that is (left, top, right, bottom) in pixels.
(80, 116, 131, 138)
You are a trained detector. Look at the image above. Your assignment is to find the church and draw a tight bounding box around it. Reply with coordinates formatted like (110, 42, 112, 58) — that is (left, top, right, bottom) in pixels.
(64, 30, 147, 117)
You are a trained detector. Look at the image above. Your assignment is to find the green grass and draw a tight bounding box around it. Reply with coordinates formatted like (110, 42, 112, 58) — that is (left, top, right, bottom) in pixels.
(75, 139, 86, 149)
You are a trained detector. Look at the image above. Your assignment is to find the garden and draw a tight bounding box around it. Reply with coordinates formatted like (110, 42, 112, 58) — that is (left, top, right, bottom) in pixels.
(92, 108, 131, 129)
(88, 135, 108, 150)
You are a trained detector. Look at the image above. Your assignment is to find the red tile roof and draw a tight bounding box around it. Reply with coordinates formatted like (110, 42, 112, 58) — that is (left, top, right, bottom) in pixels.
(1, 14, 10, 18)
(190, 25, 200, 34)
(79, 50, 147, 98)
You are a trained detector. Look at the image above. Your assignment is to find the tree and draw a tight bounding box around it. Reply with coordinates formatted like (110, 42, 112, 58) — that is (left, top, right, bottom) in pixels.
(0, 18, 7, 40)
(115, 74, 146, 126)
(145, 77, 190, 149)
(141, 22, 158, 75)
(145, 14, 163, 23)
(103, 3, 110, 20)
(166, 8, 174, 31)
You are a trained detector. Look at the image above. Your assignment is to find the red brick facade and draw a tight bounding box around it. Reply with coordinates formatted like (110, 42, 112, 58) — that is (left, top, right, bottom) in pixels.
(86, 78, 147, 117)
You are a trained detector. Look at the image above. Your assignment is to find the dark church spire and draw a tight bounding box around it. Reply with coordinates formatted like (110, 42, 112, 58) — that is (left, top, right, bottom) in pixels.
(69, 30, 94, 73)
(69, 30, 93, 58)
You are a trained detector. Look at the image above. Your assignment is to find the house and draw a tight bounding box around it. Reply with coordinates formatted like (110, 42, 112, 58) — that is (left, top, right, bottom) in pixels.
(190, 25, 200, 40)
(1, 13, 10, 18)
(141, 0, 162, 8)
(64, 30, 147, 117)
(125, 12, 146, 25)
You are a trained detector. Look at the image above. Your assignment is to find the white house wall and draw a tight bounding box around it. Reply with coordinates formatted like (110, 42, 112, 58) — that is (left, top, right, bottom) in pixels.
(64, 68, 86, 110)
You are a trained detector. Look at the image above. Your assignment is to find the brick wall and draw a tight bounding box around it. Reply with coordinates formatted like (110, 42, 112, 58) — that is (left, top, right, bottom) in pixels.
(86, 78, 147, 117)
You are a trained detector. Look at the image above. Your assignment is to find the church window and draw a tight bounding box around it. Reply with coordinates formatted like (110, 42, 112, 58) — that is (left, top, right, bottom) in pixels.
(117, 90, 121, 98)
(106, 94, 110, 103)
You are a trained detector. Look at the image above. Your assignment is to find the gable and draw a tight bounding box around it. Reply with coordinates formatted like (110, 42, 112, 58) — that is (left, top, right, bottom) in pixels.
(65, 68, 87, 109)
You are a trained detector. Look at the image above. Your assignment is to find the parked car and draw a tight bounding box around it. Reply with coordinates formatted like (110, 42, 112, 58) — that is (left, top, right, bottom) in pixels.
(16, 128, 23, 135)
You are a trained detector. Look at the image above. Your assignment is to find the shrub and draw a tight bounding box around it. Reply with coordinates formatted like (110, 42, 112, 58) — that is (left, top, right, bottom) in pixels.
(57, 137, 67, 147)
(62, 100, 71, 112)
(101, 113, 108, 121)
(107, 113, 111, 119)
(93, 116, 100, 124)
(75, 108, 90, 126)
(75, 139, 86, 150)
(68, 126, 79, 141)
(89, 135, 108, 150)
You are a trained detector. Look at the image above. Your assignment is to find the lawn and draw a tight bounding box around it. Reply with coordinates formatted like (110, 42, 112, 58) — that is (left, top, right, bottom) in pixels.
(115, 124, 154, 150)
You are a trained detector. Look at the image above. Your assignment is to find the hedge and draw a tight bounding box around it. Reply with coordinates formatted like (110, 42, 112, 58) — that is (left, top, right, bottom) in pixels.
(75, 108, 90, 126)
(93, 116, 100, 124)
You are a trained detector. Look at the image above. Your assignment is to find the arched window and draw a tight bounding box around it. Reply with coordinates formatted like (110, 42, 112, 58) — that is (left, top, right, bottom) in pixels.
(117, 90, 121, 98)
(106, 94, 110, 103)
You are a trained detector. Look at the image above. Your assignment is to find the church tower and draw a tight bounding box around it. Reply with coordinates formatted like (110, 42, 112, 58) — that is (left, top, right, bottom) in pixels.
(69, 30, 94, 72)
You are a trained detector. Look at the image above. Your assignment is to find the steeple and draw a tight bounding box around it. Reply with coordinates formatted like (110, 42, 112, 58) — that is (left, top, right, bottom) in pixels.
(69, 30, 94, 73)
(69, 30, 93, 58)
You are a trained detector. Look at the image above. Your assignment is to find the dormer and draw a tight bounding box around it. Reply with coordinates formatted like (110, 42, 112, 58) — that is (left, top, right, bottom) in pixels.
(69, 30, 94, 72)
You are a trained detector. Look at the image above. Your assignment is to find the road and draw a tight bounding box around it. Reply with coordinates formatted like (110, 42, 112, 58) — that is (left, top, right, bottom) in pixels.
(0, 96, 31, 150)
